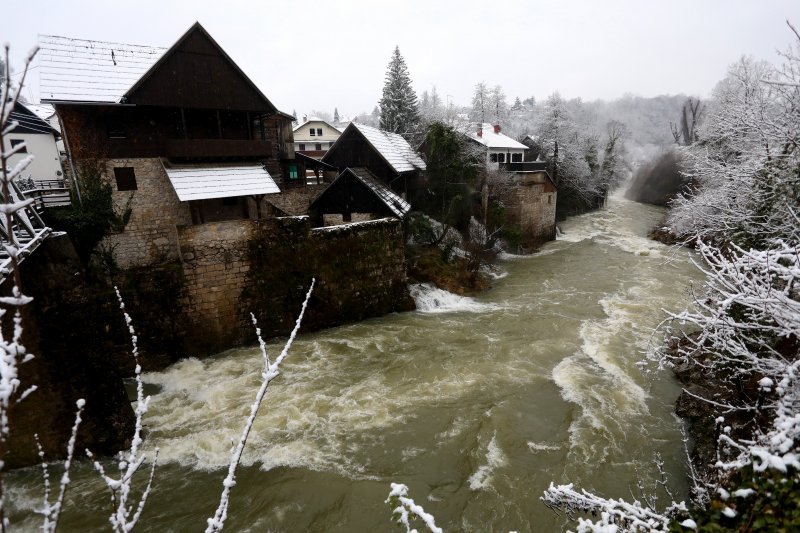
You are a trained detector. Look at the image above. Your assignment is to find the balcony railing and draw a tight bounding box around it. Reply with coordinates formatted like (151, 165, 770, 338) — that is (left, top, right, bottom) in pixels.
(499, 161, 548, 172)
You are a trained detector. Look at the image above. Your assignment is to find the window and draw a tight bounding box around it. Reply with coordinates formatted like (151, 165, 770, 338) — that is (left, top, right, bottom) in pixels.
(299, 143, 306, 150)
(548, 194, 552, 204)
(490, 153, 498, 163)
(315, 143, 322, 151)
(497, 153, 506, 163)
(113, 167, 137, 191)
(512, 153, 522, 162)
(10, 139, 26, 154)
(309, 129, 316, 136)
(316, 128, 322, 136)
(107, 121, 127, 139)
(288, 164, 299, 180)
(329, 141, 335, 148)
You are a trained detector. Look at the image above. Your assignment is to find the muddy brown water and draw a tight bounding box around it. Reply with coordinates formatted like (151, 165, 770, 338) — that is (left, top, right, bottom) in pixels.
(8, 197, 702, 532)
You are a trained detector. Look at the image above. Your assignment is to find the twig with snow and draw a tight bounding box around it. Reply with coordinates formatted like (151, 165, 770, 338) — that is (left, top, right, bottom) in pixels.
(87, 287, 159, 533)
(205, 279, 315, 533)
(0, 43, 39, 533)
(36, 399, 85, 533)
(385, 483, 443, 533)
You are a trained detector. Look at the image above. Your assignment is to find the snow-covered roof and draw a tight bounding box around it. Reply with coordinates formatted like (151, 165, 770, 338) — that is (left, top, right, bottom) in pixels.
(292, 118, 339, 132)
(23, 103, 56, 121)
(162, 164, 279, 201)
(468, 124, 528, 150)
(350, 123, 426, 174)
(347, 167, 411, 218)
(8, 102, 60, 136)
(38, 34, 167, 103)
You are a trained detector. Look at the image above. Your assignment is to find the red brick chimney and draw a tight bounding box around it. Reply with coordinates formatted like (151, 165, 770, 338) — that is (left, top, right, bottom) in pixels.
(477, 124, 483, 137)
(493, 124, 501, 134)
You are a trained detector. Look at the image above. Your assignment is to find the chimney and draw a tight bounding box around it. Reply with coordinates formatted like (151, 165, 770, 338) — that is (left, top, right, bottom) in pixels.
(493, 124, 501, 134)
(303, 114, 308, 122)
(477, 124, 483, 137)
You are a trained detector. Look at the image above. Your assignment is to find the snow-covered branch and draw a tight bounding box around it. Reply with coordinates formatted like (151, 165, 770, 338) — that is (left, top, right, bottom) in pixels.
(541, 482, 691, 532)
(205, 279, 315, 533)
(87, 287, 159, 533)
(385, 483, 443, 533)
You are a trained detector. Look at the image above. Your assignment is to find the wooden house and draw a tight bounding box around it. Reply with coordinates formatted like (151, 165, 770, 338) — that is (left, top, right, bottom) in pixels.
(39, 22, 303, 267)
(321, 123, 426, 204)
(309, 167, 411, 227)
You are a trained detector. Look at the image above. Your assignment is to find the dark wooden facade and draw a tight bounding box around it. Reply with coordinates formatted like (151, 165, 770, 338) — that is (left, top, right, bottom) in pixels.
(55, 23, 297, 186)
(321, 126, 424, 203)
(309, 168, 409, 227)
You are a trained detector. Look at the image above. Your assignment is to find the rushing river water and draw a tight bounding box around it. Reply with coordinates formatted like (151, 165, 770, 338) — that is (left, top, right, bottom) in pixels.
(9, 197, 703, 532)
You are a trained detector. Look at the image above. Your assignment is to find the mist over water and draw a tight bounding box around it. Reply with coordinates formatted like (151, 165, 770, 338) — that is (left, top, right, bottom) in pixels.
(8, 198, 702, 532)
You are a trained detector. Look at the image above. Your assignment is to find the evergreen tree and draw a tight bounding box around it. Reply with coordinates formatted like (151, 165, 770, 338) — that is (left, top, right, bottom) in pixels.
(379, 46, 419, 137)
(291, 109, 298, 126)
(333, 107, 340, 123)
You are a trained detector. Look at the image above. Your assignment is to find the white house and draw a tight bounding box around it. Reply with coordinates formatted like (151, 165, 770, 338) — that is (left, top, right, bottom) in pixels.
(467, 123, 528, 169)
(292, 117, 341, 158)
(4, 101, 64, 182)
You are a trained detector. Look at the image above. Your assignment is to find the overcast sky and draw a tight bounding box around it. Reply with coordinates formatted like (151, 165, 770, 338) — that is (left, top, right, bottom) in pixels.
(5, 0, 797, 117)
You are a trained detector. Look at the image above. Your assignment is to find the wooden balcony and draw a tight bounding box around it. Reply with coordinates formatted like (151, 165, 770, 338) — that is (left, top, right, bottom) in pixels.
(163, 139, 272, 159)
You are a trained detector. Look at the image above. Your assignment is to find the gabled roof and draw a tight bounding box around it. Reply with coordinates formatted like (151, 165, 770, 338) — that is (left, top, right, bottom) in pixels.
(39, 22, 280, 113)
(162, 163, 279, 201)
(124, 22, 278, 112)
(7, 101, 60, 136)
(468, 123, 528, 150)
(346, 167, 411, 217)
(39, 34, 167, 103)
(312, 167, 411, 218)
(292, 118, 339, 133)
(329, 123, 426, 174)
(23, 103, 56, 121)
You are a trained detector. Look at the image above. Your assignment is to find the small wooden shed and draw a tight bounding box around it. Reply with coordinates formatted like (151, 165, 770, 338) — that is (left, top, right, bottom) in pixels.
(309, 167, 411, 227)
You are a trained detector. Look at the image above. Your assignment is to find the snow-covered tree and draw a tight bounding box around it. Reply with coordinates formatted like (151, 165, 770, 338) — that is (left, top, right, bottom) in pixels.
(488, 85, 508, 123)
(470, 82, 489, 124)
(667, 50, 799, 247)
(379, 46, 419, 138)
(333, 107, 340, 123)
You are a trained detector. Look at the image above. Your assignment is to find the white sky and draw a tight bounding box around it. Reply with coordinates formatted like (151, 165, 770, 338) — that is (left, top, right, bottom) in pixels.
(4, 0, 797, 117)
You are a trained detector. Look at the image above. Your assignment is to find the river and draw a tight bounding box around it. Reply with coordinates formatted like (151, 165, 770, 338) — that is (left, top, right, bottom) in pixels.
(7, 197, 702, 532)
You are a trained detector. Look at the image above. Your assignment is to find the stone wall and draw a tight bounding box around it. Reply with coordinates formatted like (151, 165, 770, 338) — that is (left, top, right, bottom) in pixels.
(515, 182, 557, 247)
(3, 235, 135, 468)
(102, 157, 192, 267)
(491, 171, 557, 250)
(265, 185, 326, 215)
(178, 216, 414, 356)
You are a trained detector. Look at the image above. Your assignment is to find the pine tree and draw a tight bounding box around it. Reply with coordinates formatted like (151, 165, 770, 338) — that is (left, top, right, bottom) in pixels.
(379, 46, 419, 137)
(292, 109, 298, 126)
(333, 107, 340, 123)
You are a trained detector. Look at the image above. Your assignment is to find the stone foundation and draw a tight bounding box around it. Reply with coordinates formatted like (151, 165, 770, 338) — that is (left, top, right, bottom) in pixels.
(177, 217, 414, 356)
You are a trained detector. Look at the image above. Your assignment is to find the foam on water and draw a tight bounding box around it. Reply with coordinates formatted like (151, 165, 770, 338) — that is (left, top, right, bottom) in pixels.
(409, 283, 500, 314)
(527, 441, 561, 452)
(468, 433, 507, 491)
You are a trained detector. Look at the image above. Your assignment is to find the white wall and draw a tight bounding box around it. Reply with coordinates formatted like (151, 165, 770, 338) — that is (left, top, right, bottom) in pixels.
(3, 133, 64, 181)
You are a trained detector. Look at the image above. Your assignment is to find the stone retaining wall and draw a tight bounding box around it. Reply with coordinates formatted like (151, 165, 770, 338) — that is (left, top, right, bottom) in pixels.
(178, 216, 414, 355)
